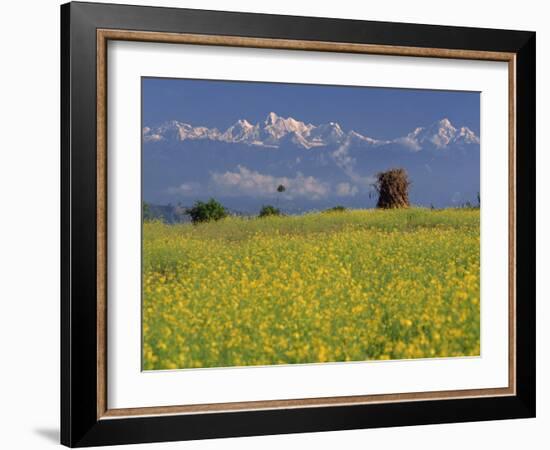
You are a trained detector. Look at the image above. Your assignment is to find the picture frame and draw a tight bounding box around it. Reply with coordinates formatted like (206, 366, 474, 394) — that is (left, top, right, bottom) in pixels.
(61, 1, 535, 447)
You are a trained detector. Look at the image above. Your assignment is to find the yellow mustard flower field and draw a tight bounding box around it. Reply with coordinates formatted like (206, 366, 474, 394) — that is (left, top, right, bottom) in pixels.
(142, 208, 480, 370)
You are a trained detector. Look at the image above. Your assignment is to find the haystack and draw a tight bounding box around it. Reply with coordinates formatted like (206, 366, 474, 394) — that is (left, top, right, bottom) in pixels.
(375, 168, 410, 209)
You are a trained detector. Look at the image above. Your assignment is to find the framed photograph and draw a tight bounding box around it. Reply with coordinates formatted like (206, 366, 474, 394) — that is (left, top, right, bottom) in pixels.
(61, 1, 535, 447)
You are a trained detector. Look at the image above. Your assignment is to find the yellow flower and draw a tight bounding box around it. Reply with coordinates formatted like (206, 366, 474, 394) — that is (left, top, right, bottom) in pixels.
(142, 208, 480, 370)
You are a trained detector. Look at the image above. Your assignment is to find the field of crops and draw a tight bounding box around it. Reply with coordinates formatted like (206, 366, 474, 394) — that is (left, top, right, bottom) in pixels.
(142, 208, 480, 370)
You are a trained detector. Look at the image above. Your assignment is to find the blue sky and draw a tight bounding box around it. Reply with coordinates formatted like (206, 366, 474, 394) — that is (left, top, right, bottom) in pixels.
(142, 77, 480, 140)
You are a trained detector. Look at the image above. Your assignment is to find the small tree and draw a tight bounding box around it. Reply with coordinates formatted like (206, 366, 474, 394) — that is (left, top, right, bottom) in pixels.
(375, 168, 410, 209)
(186, 198, 228, 224)
(143, 201, 152, 221)
(276, 184, 286, 207)
(259, 205, 281, 218)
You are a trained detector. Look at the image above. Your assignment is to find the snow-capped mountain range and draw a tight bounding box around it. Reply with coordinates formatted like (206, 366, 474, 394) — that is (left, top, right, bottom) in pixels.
(142, 112, 480, 211)
(143, 112, 479, 151)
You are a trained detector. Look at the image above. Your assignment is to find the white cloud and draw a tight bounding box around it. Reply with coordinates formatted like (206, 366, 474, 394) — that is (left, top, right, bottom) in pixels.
(166, 182, 201, 196)
(211, 165, 329, 199)
(336, 182, 358, 197)
(168, 166, 367, 201)
(394, 136, 421, 151)
(331, 141, 376, 188)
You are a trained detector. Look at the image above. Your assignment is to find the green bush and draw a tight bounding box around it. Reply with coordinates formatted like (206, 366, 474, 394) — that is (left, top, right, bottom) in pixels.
(143, 201, 152, 221)
(186, 198, 228, 224)
(259, 205, 281, 218)
(324, 205, 347, 213)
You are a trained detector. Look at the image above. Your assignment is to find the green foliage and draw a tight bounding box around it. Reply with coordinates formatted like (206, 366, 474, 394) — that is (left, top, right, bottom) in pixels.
(143, 201, 152, 221)
(259, 205, 281, 218)
(324, 205, 346, 213)
(186, 198, 228, 224)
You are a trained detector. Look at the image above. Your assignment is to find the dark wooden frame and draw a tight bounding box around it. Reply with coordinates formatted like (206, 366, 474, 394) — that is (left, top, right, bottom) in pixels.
(61, 1, 536, 447)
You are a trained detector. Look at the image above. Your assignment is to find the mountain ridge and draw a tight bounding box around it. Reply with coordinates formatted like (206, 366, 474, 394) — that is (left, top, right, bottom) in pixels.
(143, 112, 480, 151)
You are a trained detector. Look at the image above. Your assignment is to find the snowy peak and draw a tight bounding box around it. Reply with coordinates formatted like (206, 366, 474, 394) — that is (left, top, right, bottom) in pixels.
(309, 122, 345, 145)
(143, 114, 479, 150)
(264, 111, 310, 131)
(220, 119, 260, 144)
(422, 118, 458, 148)
(143, 121, 221, 142)
(347, 130, 386, 146)
(263, 112, 314, 142)
(397, 118, 479, 150)
(455, 126, 480, 145)
(265, 111, 278, 125)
